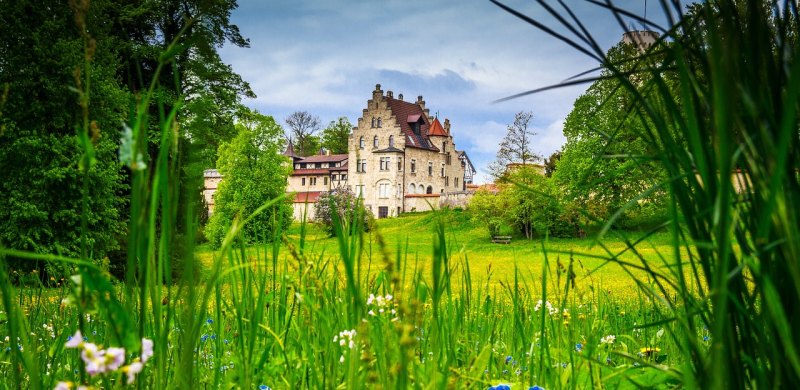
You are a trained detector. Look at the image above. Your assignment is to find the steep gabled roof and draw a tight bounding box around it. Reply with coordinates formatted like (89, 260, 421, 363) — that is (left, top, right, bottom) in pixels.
(283, 140, 300, 158)
(427, 118, 447, 137)
(385, 97, 438, 151)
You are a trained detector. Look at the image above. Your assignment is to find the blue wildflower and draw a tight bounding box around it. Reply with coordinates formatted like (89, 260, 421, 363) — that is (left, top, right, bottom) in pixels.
(206, 318, 213, 325)
(200, 334, 209, 342)
(575, 343, 583, 352)
(490, 385, 511, 390)
(82, 336, 89, 342)
(703, 335, 710, 342)
(259, 386, 271, 390)
(529, 386, 545, 390)
(505, 355, 512, 364)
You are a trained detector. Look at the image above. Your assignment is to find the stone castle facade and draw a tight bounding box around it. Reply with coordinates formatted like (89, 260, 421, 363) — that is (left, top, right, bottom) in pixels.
(346, 84, 474, 218)
(205, 84, 476, 221)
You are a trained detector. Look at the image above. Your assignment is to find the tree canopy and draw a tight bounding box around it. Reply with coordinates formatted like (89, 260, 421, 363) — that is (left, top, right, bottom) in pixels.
(553, 42, 669, 226)
(489, 111, 540, 178)
(320, 117, 352, 155)
(0, 0, 254, 273)
(205, 110, 293, 247)
(285, 111, 322, 157)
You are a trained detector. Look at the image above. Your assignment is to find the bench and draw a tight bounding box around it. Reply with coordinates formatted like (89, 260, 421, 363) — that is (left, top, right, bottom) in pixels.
(491, 235, 512, 244)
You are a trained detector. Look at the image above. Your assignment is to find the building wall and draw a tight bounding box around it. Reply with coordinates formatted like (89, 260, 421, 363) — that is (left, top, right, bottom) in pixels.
(287, 173, 330, 193)
(292, 202, 317, 221)
(348, 85, 467, 218)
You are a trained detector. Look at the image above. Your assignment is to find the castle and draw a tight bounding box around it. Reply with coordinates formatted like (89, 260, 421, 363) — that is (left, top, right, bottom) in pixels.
(284, 84, 475, 220)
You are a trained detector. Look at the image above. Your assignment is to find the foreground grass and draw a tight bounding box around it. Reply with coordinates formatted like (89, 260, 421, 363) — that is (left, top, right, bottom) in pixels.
(3, 214, 689, 389)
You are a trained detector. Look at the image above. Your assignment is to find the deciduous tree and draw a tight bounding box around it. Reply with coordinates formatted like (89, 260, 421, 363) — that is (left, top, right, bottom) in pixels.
(285, 111, 321, 156)
(320, 117, 352, 155)
(205, 110, 293, 247)
(489, 111, 540, 178)
(553, 43, 668, 226)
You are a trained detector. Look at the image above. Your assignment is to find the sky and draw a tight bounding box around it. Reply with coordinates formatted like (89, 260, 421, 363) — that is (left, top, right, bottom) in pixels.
(219, 0, 673, 183)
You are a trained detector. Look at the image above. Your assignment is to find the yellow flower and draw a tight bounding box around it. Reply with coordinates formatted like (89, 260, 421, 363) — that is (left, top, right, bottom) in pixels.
(639, 347, 661, 356)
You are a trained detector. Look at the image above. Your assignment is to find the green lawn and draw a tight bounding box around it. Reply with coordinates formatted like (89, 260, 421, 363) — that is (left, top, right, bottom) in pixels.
(198, 210, 680, 299)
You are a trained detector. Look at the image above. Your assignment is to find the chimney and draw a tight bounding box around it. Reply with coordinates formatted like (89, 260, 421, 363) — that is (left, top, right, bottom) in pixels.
(373, 84, 383, 100)
(326, 149, 331, 156)
(398, 93, 403, 101)
(416, 95, 424, 104)
(387, 90, 393, 98)
(444, 118, 451, 134)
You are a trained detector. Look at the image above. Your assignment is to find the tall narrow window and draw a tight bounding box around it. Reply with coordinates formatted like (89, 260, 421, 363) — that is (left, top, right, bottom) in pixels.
(377, 118, 382, 127)
(397, 157, 403, 171)
(324, 176, 328, 186)
(373, 136, 379, 148)
(410, 159, 416, 173)
(428, 162, 433, 176)
(371, 117, 376, 128)
(380, 157, 390, 171)
(302, 178, 306, 186)
(389, 135, 394, 147)
(441, 164, 445, 177)
(359, 136, 364, 149)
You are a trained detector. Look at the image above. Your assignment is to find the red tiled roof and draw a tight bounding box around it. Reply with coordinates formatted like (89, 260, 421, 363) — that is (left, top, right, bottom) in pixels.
(300, 154, 348, 163)
(385, 97, 438, 151)
(292, 191, 323, 203)
(427, 118, 447, 136)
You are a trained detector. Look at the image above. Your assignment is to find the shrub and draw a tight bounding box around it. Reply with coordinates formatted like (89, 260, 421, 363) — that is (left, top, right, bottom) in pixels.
(314, 187, 373, 237)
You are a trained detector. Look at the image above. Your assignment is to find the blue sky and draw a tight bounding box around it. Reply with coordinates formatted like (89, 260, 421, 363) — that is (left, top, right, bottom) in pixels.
(219, 0, 672, 183)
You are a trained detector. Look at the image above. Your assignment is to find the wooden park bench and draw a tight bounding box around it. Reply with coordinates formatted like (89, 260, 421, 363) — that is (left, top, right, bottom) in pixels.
(491, 235, 512, 244)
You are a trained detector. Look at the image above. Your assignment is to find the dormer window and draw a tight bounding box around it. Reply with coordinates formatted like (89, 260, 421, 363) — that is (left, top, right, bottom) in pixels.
(407, 114, 421, 135)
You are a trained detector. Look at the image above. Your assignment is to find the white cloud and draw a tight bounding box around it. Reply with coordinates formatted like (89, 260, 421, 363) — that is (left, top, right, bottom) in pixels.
(219, 0, 671, 180)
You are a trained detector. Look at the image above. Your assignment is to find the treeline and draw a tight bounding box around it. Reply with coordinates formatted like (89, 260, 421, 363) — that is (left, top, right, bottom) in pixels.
(472, 41, 671, 239)
(0, 0, 258, 278)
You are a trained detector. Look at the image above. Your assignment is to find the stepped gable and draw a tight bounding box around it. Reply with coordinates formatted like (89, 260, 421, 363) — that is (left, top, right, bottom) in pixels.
(385, 97, 438, 151)
(427, 117, 447, 137)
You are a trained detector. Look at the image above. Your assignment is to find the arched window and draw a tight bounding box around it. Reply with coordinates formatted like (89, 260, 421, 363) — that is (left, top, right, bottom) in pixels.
(426, 186, 433, 194)
(389, 135, 394, 147)
(373, 136, 379, 148)
(408, 183, 415, 193)
(377, 118, 382, 127)
(371, 117, 376, 128)
(359, 136, 364, 149)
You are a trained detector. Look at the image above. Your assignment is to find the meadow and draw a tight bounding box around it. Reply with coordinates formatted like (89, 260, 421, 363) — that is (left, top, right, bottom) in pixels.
(1, 1, 798, 389)
(3, 212, 689, 389)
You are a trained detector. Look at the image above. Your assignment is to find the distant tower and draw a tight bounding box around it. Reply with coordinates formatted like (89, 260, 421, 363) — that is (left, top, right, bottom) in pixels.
(622, 1, 659, 51)
(622, 30, 659, 50)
